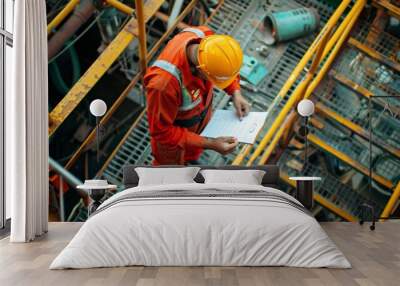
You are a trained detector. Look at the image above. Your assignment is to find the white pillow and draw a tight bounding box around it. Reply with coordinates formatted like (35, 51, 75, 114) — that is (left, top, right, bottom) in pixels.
(200, 169, 266, 185)
(135, 167, 200, 186)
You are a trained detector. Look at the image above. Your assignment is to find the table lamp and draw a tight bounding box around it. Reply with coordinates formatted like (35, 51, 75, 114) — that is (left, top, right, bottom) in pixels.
(297, 99, 315, 169)
(90, 99, 107, 165)
(79, 99, 115, 216)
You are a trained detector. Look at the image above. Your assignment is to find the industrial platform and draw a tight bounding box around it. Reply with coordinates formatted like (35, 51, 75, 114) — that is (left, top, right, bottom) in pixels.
(46, 0, 400, 223)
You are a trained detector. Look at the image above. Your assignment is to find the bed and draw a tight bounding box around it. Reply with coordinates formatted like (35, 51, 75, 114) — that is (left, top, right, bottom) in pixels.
(50, 165, 351, 269)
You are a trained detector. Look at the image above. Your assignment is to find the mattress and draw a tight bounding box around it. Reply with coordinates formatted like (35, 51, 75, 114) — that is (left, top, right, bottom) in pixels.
(50, 183, 351, 269)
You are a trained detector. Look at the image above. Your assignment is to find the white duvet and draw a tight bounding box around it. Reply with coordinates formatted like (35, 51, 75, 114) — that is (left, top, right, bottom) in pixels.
(50, 183, 351, 269)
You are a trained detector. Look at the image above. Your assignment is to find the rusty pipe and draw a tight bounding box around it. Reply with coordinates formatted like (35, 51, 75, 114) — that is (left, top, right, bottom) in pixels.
(48, 0, 96, 59)
(47, 0, 81, 35)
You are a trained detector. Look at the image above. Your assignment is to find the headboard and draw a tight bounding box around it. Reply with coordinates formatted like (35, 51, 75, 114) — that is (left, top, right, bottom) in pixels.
(122, 165, 280, 189)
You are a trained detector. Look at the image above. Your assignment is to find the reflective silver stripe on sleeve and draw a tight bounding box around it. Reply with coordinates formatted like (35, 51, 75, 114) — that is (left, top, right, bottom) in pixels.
(152, 60, 182, 86)
(178, 97, 202, 111)
(181, 28, 205, 38)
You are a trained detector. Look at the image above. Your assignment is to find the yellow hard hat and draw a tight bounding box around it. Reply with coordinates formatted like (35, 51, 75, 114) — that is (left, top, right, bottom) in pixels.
(197, 35, 243, 89)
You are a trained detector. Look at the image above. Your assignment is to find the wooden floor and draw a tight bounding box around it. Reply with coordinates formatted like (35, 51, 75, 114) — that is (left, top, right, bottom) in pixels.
(0, 221, 399, 286)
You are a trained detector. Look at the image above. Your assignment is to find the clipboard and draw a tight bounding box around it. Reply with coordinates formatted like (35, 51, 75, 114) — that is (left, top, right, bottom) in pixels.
(201, 110, 268, 144)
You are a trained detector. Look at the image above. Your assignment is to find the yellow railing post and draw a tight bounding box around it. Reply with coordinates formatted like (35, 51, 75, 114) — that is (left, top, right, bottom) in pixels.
(381, 182, 400, 220)
(135, 0, 148, 74)
(258, 112, 297, 164)
(47, 0, 80, 35)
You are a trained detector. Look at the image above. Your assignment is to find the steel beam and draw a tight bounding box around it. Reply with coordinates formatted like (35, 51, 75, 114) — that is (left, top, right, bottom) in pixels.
(332, 71, 398, 112)
(372, 0, 400, 18)
(331, 71, 373, 98)
(307, 133, 394, 189)
(48, 0, 165, 137)
(348, 38, 400, 73)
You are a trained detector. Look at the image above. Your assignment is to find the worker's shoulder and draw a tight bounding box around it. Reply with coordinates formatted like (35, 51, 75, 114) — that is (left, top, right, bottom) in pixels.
(195, 26, 214, 35)
(144, 67, 180, 92)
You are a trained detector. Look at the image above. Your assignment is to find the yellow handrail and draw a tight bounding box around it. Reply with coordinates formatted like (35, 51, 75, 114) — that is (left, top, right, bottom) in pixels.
(258, 112, 296, 164)
(244, 0, 366, 166)
(381, 182, 400, 220)
(107, 0, 135, 15)
(135, 0, 148, 74)
(47, 0, 80, 35)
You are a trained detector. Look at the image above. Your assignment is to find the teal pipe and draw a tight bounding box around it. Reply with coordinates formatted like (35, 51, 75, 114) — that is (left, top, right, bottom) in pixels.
(264, 8, 320, 45)
(49, 157, 83, 188)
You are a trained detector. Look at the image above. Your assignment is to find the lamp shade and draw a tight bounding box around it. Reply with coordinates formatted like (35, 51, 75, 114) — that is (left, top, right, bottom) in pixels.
(297, 99, 315, 117)
(90, 99, 107, 117)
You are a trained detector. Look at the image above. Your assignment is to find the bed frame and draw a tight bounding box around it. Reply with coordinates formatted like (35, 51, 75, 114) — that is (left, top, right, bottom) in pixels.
(122, 165, 280, 189)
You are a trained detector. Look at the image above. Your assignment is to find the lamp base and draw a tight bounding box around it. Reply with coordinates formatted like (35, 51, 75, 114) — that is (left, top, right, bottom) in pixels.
(88, 189, 106, 215)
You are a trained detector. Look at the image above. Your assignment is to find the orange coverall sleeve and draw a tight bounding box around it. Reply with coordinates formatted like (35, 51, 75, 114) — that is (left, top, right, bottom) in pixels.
(223, 75, 241, 95)
(146, 86, 206, 149)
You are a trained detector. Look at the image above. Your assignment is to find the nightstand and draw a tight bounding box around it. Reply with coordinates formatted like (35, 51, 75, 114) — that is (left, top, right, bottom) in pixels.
(289, 177, 321, 210)
(77, 180, 117, 215)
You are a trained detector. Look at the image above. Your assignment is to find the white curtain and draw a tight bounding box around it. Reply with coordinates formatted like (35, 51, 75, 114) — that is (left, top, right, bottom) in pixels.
(7, 0, 48, 242)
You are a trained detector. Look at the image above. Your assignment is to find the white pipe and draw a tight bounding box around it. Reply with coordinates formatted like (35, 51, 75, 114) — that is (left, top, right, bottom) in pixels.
(167, 0, 185, 29)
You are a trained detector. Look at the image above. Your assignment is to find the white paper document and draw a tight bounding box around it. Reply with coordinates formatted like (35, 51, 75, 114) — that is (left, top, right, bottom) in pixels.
(201, 110, 268, 144)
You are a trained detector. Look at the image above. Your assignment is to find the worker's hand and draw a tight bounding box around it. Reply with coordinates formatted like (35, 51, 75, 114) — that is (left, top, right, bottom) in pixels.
(206, 137, 239, 155)
(232, 91, 250, 120)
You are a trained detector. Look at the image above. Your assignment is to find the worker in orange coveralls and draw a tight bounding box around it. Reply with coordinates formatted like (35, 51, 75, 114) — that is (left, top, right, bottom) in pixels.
(144, 26, 250, 165)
